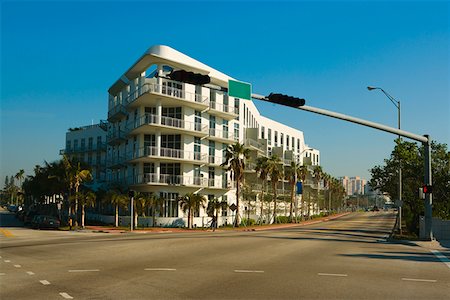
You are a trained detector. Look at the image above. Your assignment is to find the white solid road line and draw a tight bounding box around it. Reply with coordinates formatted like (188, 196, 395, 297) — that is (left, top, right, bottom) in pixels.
(144, 268, 176, 271)
(26, 271, 35, 275)
(59, 292, 74, 299)
(234, 270, 265, 273)
(40, 280, 51, 285)
(68, 269, 100, 273)
(402, 278, 437, 283)
(430, 250, 450, 269)
(318, 273, 348, 277)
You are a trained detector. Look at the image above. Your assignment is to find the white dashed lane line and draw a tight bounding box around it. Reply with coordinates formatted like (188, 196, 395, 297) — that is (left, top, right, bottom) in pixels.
(59, 292, 74, 299)
(4, 260, 11, 263)
(402, 278, 437, 283)
(0, 273, 5, 276)
(430, 250, 450, 269)
(234, 270, 264, 273)
(14, 264, 21, 268)
(318, 273, 348, 277)
(26, 271, 35, 275)
(144, 268, 176, 271)
(68, 269, 100, 273)
(40, 280, 51, 285)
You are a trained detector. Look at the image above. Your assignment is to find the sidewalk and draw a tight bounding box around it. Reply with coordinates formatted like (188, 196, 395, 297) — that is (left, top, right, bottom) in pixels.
(412, 239, 450, 251)
(84, 212, 351, 234)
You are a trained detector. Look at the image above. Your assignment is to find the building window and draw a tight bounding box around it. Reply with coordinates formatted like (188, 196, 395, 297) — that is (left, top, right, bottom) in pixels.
(274, 131, 278, 147)
(222, 195, 228, 216)
(234, 98, 240, 120)
(87, 153, 92, 165)
(88, 137, 93, 150)
(162, 107, 182, 119)
(261, 126, 265, 139)
(161, 134, 181, 149)
(209, 140, 215, 163)
(297, 139, 300, 152)
(81, 138, 85, 150)
(280, 133, 284, 146)
(234, 123, 239, 141)
(195, 110, 202, 131)
(74, 139, 78, 150)
(286, 135, 289, 149)
(209, 115, 216, 135)
(292, 137, 295, 151)
(194, 137, 201, 160)
(66, 140, 71, 151)
(159, 192, 179, 218)
(96, 152, 101, 165)
(268, 129, 272, 145)
(223, 120, 229, 138)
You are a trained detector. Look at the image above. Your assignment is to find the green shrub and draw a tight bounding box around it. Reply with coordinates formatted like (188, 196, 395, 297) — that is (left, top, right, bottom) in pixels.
(275, 216, 289, 223)
(241, 218, 256, 226)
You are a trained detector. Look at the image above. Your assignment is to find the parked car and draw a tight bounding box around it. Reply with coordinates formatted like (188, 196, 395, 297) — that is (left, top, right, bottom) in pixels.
(32, 215, 60, 229)
(371, 206, 380, 212)
(24, 211, 39, 226)
(7, 205, 18, 213)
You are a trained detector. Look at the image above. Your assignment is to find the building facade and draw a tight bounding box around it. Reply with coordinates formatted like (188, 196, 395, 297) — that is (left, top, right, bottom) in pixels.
(340, 176, 367, 196)
(61, 122, 108, 188)
(63, 45, 320, 227)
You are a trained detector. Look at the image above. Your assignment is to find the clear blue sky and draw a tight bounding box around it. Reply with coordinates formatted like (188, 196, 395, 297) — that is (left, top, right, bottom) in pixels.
(1, 0, 449, 187)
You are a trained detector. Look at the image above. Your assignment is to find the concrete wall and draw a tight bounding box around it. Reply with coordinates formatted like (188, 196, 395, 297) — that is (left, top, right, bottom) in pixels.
(420, 217, 450, 240)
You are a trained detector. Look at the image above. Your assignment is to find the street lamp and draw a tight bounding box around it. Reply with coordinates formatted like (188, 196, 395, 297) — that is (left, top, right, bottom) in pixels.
(367, 86, 402, 234)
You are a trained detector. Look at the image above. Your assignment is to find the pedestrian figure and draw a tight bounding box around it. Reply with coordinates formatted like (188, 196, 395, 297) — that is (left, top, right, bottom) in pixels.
(211, 215, 217, 232)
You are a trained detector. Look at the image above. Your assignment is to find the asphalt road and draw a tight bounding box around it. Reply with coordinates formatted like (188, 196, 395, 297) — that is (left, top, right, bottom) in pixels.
(1, 211, 449, 299)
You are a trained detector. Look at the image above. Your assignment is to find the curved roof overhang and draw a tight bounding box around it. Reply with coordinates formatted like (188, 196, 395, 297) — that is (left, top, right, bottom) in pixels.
(109, 45, 234, 95)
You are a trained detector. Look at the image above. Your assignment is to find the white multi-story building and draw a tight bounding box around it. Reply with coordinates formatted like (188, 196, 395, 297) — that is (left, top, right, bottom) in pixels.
(105, 45, 319, 226)
(61, 122, 108, 187)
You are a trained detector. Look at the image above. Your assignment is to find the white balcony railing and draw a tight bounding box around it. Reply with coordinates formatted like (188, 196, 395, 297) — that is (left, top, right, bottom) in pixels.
(125, 83, 209, 107)
(130, 146, 208, 163)
(209, 101, 239, 115)
(128, 114, 209, 134)
(208, 128, 235, 141)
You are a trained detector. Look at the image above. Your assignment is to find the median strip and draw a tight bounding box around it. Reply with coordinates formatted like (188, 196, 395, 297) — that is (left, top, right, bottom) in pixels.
(402, 278, 437, 283)
(430, 250, 450, 269)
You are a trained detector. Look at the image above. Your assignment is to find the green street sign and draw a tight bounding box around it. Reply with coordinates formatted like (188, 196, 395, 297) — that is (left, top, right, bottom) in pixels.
(228, 79, 251, 100)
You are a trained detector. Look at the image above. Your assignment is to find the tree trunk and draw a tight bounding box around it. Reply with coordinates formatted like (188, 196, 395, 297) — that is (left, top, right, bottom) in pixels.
(289, 183, 295, 222)
(152, 207, 156, 227)
(235, 180, 240, 227)
(134, 210, 138, 229)
(260, 187, 265, 225)
(81, 204, 85, 228)
(188, 207, 191, 229)
(273, 182, 277, 224)
(115, 204, 119, 227)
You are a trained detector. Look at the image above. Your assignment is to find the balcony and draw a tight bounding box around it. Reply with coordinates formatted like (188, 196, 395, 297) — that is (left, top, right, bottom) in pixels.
(107, 130, 127, 145)
(127, 114, 209, 137)
(208, 155, 226, 166)
(206, 178, 230, 190)
(108, 104, 128, 122)
(131, 173, 208, 187)
(208, 101, 239, 121)
(125, 82, 209, 111)
(244, 162, 256, 173)
(107, 155, 127, 169)
(208, 128, 236, 144)
(129, 146, 208, 164)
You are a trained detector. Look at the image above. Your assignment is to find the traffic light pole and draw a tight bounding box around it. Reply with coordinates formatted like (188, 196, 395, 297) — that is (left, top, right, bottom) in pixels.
(252, 93, 433, 240)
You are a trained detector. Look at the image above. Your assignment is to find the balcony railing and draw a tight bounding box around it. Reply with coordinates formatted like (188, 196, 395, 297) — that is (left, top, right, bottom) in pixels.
(130, 146, 208, 163)
(128, 114, 209, 134)
(107, 130, 127, 145)
(208, 128, 235, 141)
(209, 101, 239, 115)
(208, 155, 226, 165)
(108, 104, 127, 121)
(133, 173, 208, 186)
(125, 82, 209, 107)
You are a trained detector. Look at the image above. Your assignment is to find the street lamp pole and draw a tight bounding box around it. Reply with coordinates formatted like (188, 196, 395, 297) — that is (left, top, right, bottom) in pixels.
(367, 86, 402, 234)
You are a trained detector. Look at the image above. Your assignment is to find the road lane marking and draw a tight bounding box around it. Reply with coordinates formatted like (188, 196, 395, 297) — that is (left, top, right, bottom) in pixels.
(40, 280, 51, 285)
(26, 271, 35, 275)
(68, 269, 100, 273)
(144, 268, 176, 271)
(4, 260, 11, 263)
(59, 292, 74, 299)
(0, 273, 5, 275)
(430, 250, 450, 269)
(234, 270, 265, 273)
(318, 273, 348, 277)
(402, 278, 437, 282)
(0, 229, 14, 237)
(14, 264, 21, 268)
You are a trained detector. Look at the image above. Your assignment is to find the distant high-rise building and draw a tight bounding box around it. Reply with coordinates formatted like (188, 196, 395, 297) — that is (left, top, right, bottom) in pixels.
(340, 176, 366, 196)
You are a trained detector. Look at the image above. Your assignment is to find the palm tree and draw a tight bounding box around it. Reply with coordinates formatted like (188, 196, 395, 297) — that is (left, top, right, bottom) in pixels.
(298, 165, 309, 219)
(72, 163, 92, 226)
(322, 173, 332, 214)
(255, 156, 269, 225)
(221, 142, 250, 227)
(150, 194, 165, 227)
(104, 190, 128, 227)
(206, 198, 228, 229)
(77, 190, 96, 228)
(313, 165, 323, 215)
(15, 169, 25, 192)
(179, 193, 206, 229)
(286, 161, 300, 222)
(266, 155, 283, 223)
(134, 192, 154, 228)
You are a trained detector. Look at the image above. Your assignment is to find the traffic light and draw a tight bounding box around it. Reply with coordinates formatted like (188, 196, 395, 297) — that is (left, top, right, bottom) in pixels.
(266, 93, 306, 108)
(168, 70, 210, 85)
(422, 185, 432, 194)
